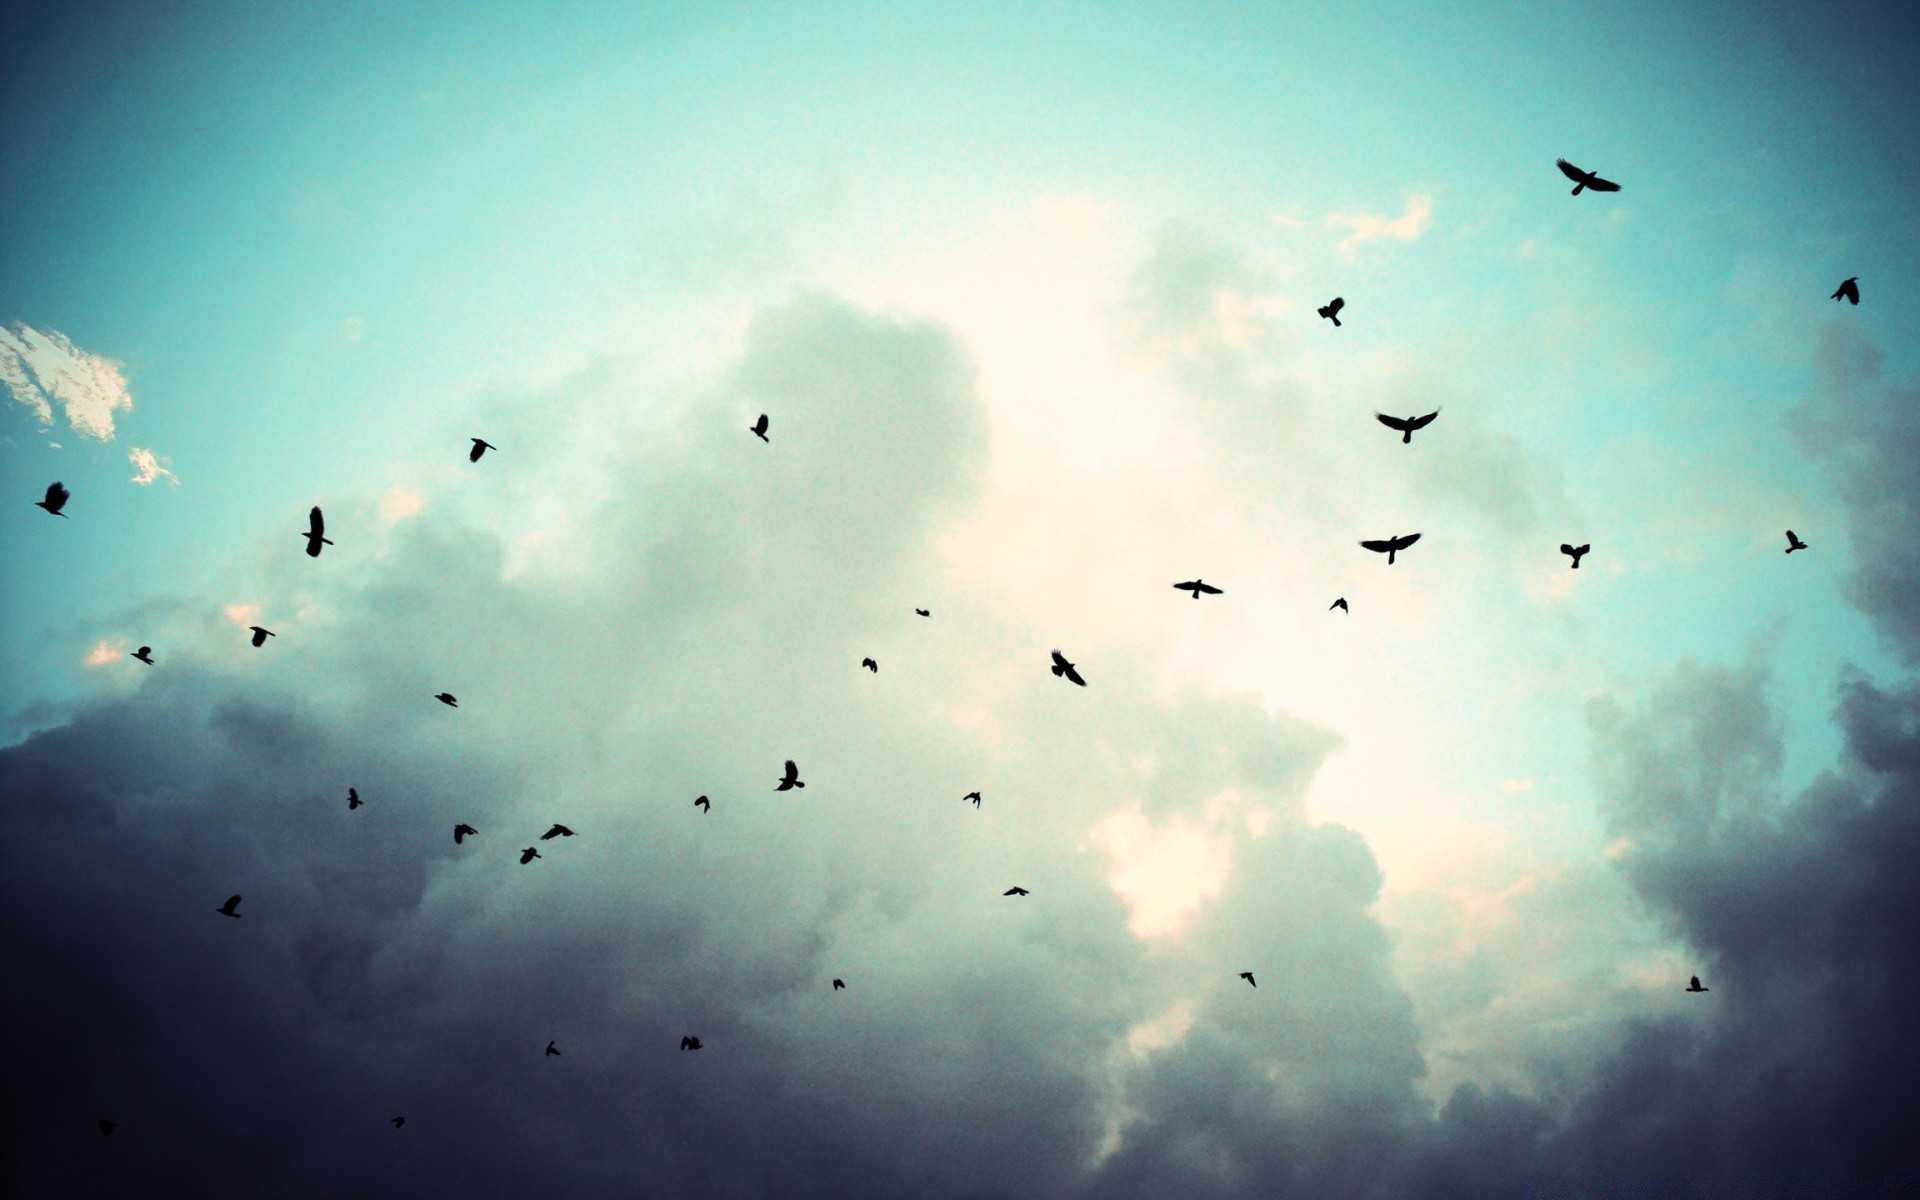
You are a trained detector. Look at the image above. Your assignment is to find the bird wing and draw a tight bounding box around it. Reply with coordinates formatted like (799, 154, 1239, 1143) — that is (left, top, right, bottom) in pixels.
(1587, 175, 1621, 192)
(223, 895, 241, 910)
(1391, 533, 1422, 551)
(46, 481, 69, 507)
(1408, 410, 1440, 430)
(1556, 158, 1586, 183)
(1051, 650, 1069, 668)
(784, 759, 798, 779)
(1376, 413, 1412, 432)
(1199, 582, 1222, 594)
(309, 507, 324, 536)
(1360, 539, 1393, 553)
(1063, 662, 1086, 685)
(1326, 297, 1344, 315)
(1173, 580, 1200, 592)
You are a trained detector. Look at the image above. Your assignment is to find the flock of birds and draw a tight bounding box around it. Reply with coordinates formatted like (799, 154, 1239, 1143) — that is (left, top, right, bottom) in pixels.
(31, 158, 1858, 1138)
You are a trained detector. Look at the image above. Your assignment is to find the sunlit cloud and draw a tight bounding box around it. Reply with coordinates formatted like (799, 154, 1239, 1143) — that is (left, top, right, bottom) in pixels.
(0, 322, 135, 439)
(83, 639, 124, 668)
(223, 603, 260, 627)
(1091, 805, 1237, 940)
(128, 446, 177, 486)
(1327, 193, 1432, 254)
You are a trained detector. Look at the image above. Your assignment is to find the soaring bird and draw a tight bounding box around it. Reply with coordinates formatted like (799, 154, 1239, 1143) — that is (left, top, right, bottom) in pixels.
(680, 1036, 702, 1051)
(1685, 975, 1709, 993)
(1832, 277, 1860, 305)
(832, 978, 846, 990)
(1360, 533, 1422, 564)
(35, 481, 70, 516)
(435, 693, 458, 707)
(1240, 972, 1257, 988)
(1561, 543, 1590, 569)
(862, 657, 878, 673)
(131, 646, 154, 664)
(347, 787, 362, 810)
(1556, 158, 1621, 195)
(750, 414, 770, 442)
(915, 608, 930, 617)
(1173, 579, 1223, 598)
(1050, 650, 1087, 686)
(98, 1119, 115, 1136)
(469, 438, 496, 462)
(1317, 297, 1345, 327)
(1004, 886, 1029, 896)
(694, 795, 710, 812)
(217, 894, 243, 918)
(545, 1041, 561, 1056)
(249, 626, 274, 647)
(776, 760, 804, 791)
(302, 507, 333, 558)
(391, 1117, 405, 1129)
(454, 823, 477, 843)
(1376, 410, 1440, 444)
(1785, 530, 1808, 554)
(1330, 597, 1349, 613)
(540, 823, 574, 840)
(964, 791, 981, 808)
(519, 846, 540, 864)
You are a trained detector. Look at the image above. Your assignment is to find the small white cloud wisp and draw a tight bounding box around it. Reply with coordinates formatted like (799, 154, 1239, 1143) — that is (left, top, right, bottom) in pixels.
(0, 323, 135, 439)
(1327, 193, 1433, 254)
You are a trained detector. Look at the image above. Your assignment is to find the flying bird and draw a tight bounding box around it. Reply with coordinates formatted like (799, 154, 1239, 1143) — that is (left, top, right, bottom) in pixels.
(1004, 886, 1029, 896)
(454, 823, 477, 843)
(545, 1041, 561, 1056)
(249, 626, 274, 647)
(1360, 533, 1422, 564)
(1785, 530, 1808, 554)
(435, 693, 458, 707)
(680, 1036, 702, 1051)
(915, 608, 930, 617)
(391, 1117, 405, 1129)
(469, 438, 496, 462)
(1317, 297, 1345, 327)
(217, 894, 243, 918)
(347, 787, 361, 810)
(519, 846, 540, 864)
(832, 978, 846, 990)
(1376, 410, 1440, 444)
(1832, 277, 1860, 305)
(1556, 158, 1621, 195)
(1329, 597, 1349, 613)
(776, 760, 804, 791)
(964, 791, 981, 808)
(35, 481, 70, 516)
(302, 507, 333, 558)
(131, 646, 154, 664)
(1240, 972, 1257, 988)
(862, 657, 878, 673)
(540, 823, 575, 840)
(1561, 543, 1590, 569)
(1173, 579, 1223, 598)
(694, 795, 710, 812)
(1686, 975, 1709, 993)
(750, 414, 769, 442)
(98, 1119, 115, 1136)
(1050, 650, 1087, 686)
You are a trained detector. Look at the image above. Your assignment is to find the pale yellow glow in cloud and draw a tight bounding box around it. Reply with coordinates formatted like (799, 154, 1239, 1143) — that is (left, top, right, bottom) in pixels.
(1327, 193, 1433, 254)
(84, 639, 124, 668)
(224, 603, 261, 627)
(1091, 805, 1236, 940)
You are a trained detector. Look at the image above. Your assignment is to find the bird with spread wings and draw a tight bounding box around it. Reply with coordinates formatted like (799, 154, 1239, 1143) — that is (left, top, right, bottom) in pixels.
(1360, 533, 1422, 564)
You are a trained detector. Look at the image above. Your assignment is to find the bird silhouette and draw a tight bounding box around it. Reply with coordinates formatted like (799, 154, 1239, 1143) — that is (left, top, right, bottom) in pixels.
(964, 791, 981, 808)
(1050, 650, 1087, 686)
(1561, 543, 1590, 569)
(454, 823, 477, 843)
(1786, 530, 1808, 553)
(131, 646, 154, 664)
(435, 693, 458, 707)
(1376, 410, 1440, 444)
(1832, 277, 1860, 305)
(680, 1036, 702, 1050)
(1317, 297, 1345, 327)
(540, 823, 575, 840)
(915, 608, 930, 617)
(776, 760, 804, 791)
(1173, 579, 1223, 598)
(1240, 972, 1257, 988)
(1360, 533, 1422, 564)
(519, 846, 540, 864)
(1686, 975, 1709, 993)
(694, 795, 710, 812)
(98, 1119, 115, 1136)
(545, 1041, 560, 1056)
(391, 1117, 405, 1129)
(1330, 597, 1349, 613)
(249, 626, 274, 647)
(1556, 158, 1620, 195)
(862, 657, 878, 673)
(832, 978, 846, 990)
(469, 438, 496, 462)
(217, 894, 242, 918)
(302, 507, 333, 558)
(35, 481, 70, 517)
(750, 414, 769, 442)
(1004, 886, 1029, 896)
(347, 787, 361, 810)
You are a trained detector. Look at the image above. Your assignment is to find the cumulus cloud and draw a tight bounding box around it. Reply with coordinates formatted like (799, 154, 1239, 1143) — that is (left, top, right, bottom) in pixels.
(0, 322, 135, 439)
(129, 447, 178, 486)
(1327, 194, 1432, 254)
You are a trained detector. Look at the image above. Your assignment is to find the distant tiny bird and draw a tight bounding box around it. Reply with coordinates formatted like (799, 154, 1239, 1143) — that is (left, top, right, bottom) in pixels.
(1330, 597, 1349, 613)
(454, 823, 477, 843)
(35, 481, 70, 516)
(131, 646, 154, 664)
(519, 846, 540, 864)
(540, 823, 574, 840)
(435, 693, 458, 707)
(1556, 158, 1621, 195)
(750, 414, 770, 442)
(694, 795, 710, 812)
(302, 506, 333, 558)
(1360, 533, 1422, 564)
(776, 760, 804, 791)
(1561, 543, 1590, 569)
(1832, 277, 1860, 305)
(680, 1036, 702, 1051)
(1173, 579, 1223, 598)
(1785, 530, 1808, 554)
(1240, 972, 1256, 988)
(1317, 297, 1345, 327)
(249, 626, 275, 647)
(832, 978, 846, 990)
(915, 608, 930, 617)
(469, 438, 496, 462)
(392, 1117, 405, 1129)
(217, 894, 243, 918)
(545, 1041, 561, 1056)
(862, 657, 878, 673)
(964, 791, 981, 808)
(1376, 410, 1440, 444)
(1685, 975, 1709, 993)
(98, 1119, 115, 1136)
(347, 787, 361, 810)
(1004, 886, 1029, 896)
(1050, 650, 1087, 686)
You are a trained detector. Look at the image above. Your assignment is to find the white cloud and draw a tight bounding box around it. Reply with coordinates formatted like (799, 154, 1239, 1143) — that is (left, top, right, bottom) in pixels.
(83, 639, 124, 668)
(0, 323, 135, 439)
(1327, 193, 1432, 254)
(128, 446, 177, 486)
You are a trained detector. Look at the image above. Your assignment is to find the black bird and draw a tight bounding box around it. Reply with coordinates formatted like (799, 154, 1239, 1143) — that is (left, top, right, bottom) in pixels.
(98, 1119, 115, 1136)
(1832, 277, 1860, 305)
(964, 791, 981, 808)
(217, 894, 243, 918)
(1004, 886, 1029, 896)
(302, 506, 333, 558)
(35, 481, 70, 517)
(694, 795, 710, 812)
(776, 760, 804, 791)
(1330, 597, 1349, 613)
(862, 657, 878, 673)
(435, 693, 458, 707)
(915, 608, 930, 617)
(1786, 530, 1808, 554)
(1685, 975, 1709, 993)
(347, 787, 362, 810)
(1376, 410, 1440, 444)
(540, 823, 575, 840)
(1050, 650, 1087, 686)
(469, 438, 496, 462)
(131, 646, 154, 664)
(1240, 972, 1257, 988)
(832, 978, 846, 990)
(1360, 533, 1422, 564)
(249, 626, 275, 647)
(1556, 158, 1621, 195)
(454, 823, 477, 843)
(1173, 579, 1223, 598)
(392, 1117, 405, 1129)
(680, 1036, 702, 1051)
(1561, 543, 1590, 569)
(545, 1041, 561, 1056)
(1317, 297, 1345, 327)
(519, 846, 540, 864)
(750, 414, 770, 442)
